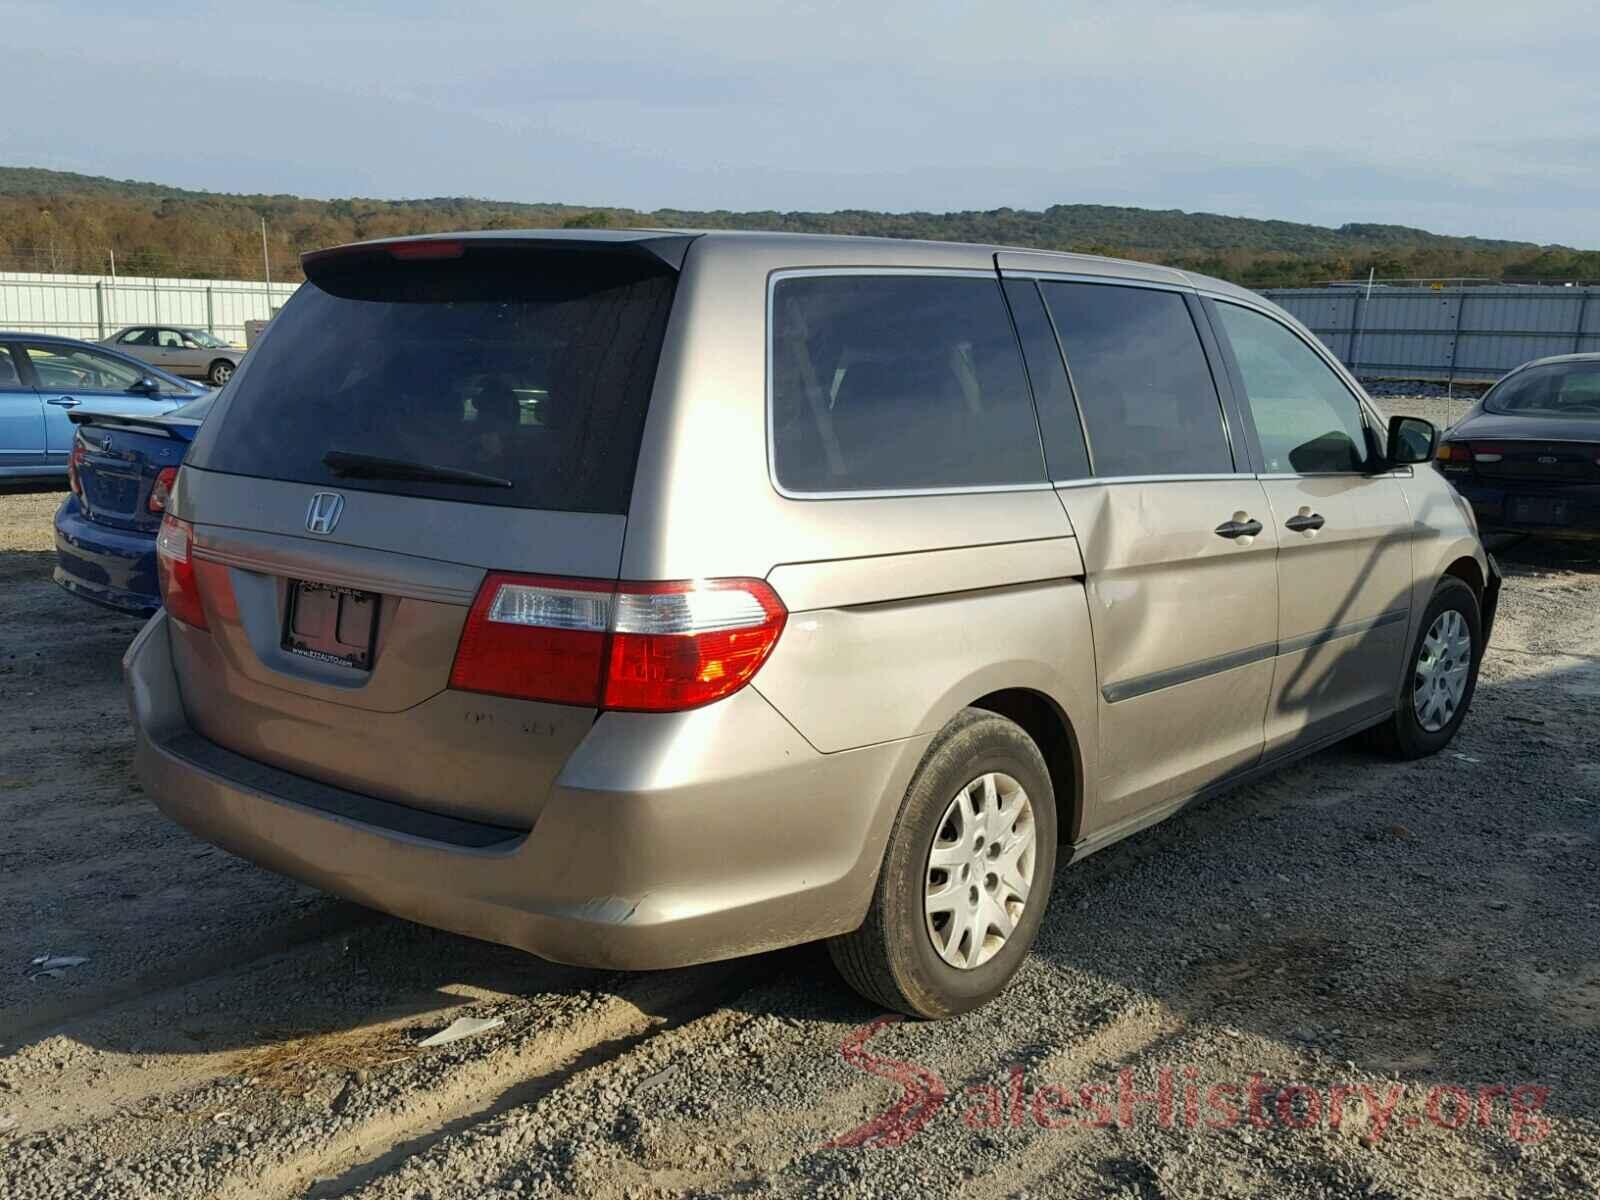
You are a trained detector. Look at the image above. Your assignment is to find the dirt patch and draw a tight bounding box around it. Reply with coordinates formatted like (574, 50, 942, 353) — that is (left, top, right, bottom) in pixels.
(3, 488, 1600, 1200)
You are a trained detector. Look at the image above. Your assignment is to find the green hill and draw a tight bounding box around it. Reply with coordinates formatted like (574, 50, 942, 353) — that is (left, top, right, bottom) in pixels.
(1, 165, 1593, 288)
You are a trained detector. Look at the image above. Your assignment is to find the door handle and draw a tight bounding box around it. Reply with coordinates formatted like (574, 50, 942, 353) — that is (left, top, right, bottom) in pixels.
(1214, 517, 1263, 540)
(46, 396, 80, 407)
(1285, 512, 1326, 532)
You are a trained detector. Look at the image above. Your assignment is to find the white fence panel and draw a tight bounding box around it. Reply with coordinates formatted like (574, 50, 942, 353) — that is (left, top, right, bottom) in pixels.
(0, 271, 300, 343)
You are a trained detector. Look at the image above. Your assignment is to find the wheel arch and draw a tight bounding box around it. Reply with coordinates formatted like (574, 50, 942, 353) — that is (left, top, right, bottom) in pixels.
(1443, 554, 1484, 600)
(967, 687, 1084, 845)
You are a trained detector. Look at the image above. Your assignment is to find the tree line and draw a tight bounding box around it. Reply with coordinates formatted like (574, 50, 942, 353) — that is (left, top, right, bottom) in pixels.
(1, 166, 1595, 288)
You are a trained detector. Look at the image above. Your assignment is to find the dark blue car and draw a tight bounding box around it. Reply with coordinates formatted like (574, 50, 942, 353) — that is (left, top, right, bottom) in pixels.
(53, 393, 215, 614)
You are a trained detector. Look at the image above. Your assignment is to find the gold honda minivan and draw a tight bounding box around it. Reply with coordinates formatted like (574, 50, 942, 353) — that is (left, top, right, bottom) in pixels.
(127, 230, 1498, 1018)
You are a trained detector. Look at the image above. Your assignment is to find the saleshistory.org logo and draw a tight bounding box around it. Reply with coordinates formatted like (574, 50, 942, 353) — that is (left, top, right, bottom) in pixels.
(305, 491, 345, 535)
(824, 1017, 1553, 1149)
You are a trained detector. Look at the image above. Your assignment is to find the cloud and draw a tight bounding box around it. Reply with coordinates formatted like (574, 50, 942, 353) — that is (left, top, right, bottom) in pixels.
(4, 0, 1597, 244)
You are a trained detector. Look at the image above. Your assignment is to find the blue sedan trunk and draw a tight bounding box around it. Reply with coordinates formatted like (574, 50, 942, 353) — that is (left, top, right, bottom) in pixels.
(54, 404, 208, 614)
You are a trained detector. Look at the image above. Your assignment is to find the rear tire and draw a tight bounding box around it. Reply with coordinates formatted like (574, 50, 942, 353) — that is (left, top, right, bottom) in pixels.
(829, 708, 1057, 1019)
(208, 360, 234, 387)
(1367, 575, 1481, 759)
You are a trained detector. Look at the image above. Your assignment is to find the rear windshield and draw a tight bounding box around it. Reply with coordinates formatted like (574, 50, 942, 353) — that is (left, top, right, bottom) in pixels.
(1485, 361, 1600, 419)
(200, 246, 677, 512)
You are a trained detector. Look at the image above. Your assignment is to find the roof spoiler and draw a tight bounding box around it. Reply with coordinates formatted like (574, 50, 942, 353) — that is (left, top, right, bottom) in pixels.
(302, 231, 697, 283)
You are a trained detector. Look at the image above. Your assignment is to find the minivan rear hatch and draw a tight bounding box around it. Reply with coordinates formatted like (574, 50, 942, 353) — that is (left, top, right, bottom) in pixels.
(168, 234, 689, 829)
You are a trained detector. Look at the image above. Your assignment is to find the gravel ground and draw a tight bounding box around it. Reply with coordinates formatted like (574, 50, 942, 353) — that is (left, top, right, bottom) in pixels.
(3, 427, 1599, 1199)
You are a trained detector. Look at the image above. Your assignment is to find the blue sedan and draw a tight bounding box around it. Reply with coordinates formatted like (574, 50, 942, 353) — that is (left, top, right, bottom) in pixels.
(53, 393, 215, 614)
(1, 332, 207, 482)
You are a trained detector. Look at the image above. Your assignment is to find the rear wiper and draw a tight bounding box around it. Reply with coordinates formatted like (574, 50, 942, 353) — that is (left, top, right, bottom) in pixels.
(322, 450, 512, 489)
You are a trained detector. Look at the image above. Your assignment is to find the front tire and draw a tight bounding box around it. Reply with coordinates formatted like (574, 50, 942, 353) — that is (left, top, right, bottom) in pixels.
(208, 360, 234, 387)
(829, 708, 1057, 1019)
(1369, 575, 1482, 759)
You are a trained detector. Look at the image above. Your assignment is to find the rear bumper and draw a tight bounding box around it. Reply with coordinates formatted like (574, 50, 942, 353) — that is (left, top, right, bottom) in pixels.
(53, 495, 161, 615)
(1450, 477, 1600, 539)
(125, 611, 924, 970)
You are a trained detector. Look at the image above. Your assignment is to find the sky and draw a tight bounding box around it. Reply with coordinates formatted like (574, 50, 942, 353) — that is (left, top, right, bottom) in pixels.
(3, 0, 1597, 246)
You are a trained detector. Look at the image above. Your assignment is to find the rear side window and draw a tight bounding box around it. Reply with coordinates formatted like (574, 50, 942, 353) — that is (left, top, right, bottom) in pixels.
(771, 274, 1046, 493)
(1040, 282, 1234, 478)
(199, 247, 677, 513)
(1213, 301, 1370, 473)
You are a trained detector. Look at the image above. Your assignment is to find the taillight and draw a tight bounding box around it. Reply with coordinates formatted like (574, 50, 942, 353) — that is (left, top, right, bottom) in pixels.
(1471, 443, 1504, 464)
(449, 574, 787, 712)
(155, 515, 208, 629)
(605, 580, 789, 711)
(67, 442, 86, 497)
(148, 466, 178, 513)
(450, 575, 612, 706)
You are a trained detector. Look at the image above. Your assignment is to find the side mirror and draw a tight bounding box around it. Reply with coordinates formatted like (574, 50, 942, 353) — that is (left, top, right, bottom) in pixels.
(129, 376, 160, 395)
(1387, 415, 1438, 466)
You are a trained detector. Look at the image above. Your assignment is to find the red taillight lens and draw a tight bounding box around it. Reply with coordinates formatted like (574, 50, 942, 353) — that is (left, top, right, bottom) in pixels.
(148, 466, 178, 513)
(155, 515, 208, 629)
(448, 574, 787, 712)
(604, 580, 788, 711)
(1470, 443, 1505, 463)
(67, 442, 86, 497)
(449, 574, 613, 706)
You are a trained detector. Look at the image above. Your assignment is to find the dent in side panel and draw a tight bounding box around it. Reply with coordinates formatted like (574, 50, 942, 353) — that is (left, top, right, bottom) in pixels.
(1058, 481, 1280, 689)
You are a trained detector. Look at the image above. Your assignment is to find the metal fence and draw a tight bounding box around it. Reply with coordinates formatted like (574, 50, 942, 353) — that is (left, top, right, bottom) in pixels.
(1261, 285, 1600, 383)
(0, 271, 300, 344)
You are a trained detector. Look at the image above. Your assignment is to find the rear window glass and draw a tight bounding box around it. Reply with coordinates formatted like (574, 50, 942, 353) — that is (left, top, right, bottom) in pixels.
(771, 275, 1045, 493)
(1485, 361, 1600, 418)
(1041, 282, 1234, 478)
(199, 247, 677, 513)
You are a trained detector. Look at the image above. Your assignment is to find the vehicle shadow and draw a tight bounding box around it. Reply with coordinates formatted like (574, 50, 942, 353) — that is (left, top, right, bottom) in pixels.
(0, 479, 68, 497)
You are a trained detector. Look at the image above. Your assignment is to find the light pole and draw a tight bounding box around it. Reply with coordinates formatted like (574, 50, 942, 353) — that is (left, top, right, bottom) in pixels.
(261, 217, 272, 317)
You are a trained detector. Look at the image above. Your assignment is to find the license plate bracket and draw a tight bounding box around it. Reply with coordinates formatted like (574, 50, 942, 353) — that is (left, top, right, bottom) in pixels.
(1509, 496, 1570, 525)
(282, 580, 380, 670)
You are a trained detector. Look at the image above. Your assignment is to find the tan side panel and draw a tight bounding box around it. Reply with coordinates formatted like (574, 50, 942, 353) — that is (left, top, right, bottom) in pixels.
(1059, 479, 1280, 819)
(753, 577, 1098, 762)
(1395, 466, 1488, 644)
(767, 537, 1083, 612)
(1059, 480, 1280, 690)
(1095, 662, 1277, 802)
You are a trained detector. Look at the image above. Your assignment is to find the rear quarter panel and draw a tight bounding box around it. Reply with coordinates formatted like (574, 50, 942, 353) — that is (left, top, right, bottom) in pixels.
(624, 234, 1100, 822)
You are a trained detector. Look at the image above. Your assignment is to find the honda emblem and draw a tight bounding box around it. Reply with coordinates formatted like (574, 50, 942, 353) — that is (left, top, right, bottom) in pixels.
(305, 492, 345, 535)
